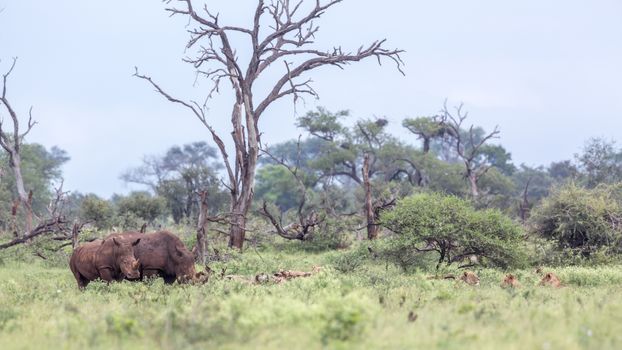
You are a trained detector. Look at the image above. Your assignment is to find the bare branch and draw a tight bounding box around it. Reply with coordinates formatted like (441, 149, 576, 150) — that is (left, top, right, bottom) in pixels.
(133, 68, 236, 189)
(441, 101, 501, 197)
(0, 57, 21, 153)
(255, 40, 404, 118)
(0, 216, 67, 250)
(18, 106, 37, 142)
(258, 137, 323, 240)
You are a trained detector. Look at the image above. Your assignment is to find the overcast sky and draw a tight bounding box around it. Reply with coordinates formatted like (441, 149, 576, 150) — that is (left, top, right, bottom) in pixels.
(1, 0, 621, 198)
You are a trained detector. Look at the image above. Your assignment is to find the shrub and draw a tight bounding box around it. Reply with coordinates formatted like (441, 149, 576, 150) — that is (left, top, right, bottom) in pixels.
(320, 295, 372, 345)
(367, 238, 435, 273)
(329, 245, 368, 273)
(80, 194, 114, 229)
(381, 192, 526, 269)
(115, 191, 167, 225)
(530, 183, 622, 256)
(297, 216, 354, 252)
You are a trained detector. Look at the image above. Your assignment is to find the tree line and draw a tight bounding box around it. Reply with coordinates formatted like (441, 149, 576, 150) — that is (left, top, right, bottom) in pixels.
(2, 1, 622, 263)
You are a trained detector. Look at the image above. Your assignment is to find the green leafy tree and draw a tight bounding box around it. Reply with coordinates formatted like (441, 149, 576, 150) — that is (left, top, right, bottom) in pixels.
(477, 144, 516, 176)
(575, 138, 622, 187)
(114, 191, 167, 226)
(121, 142, 227, 223)
(255, 165, 304, 212)
(548, 160, 579, 183)
(382, 192, 526, 269)
(402, 116, 453, 154)
(297, 108, 410, 239)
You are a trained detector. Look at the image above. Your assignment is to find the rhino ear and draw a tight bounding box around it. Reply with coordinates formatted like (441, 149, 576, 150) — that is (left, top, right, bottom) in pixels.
(132, 238, 141, 246)
(112, 237, 120, 246)
(176, 245, 184, 256)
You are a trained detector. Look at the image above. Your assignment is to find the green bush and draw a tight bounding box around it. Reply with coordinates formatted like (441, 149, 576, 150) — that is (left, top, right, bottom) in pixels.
(381, 192, 527, 269)
(329, 245, 369, 273)
(296, 216, 354, 252)
(116, 191, 167, 225)
(530, 183, 622, 256)
(320, 294, 372, 345)
(80, 194, 114, 229)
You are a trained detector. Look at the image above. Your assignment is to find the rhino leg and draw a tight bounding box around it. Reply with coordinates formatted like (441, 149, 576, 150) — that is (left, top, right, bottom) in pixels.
(162, 274, 177, 284)
(74, 272, 90, 290)
(79, 277, 90, 289)
(99, 268, 115, 283)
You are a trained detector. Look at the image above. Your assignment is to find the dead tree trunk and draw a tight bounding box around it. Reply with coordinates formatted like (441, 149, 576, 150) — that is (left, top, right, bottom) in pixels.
(519, 177, 532, 222)
(136, 0, 403, 250)
(363, 153, 379, 240)
(467, 170, 479, 198)
(0, 58, 37, 235)
(196, 190, 209, 265)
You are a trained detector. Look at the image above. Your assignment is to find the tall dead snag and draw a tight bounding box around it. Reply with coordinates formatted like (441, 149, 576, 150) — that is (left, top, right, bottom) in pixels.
(442, 103, 500, 199)
(196, 190, 209, 265)
(362, 153, 379, 239)
(362, 152, 396, 240)
(519, 177, 532, 223)
(136, 0, 403, 249)
(0, 58, 37, 234)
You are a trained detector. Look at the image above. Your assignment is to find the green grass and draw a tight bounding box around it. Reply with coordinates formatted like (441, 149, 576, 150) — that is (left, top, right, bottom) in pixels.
(1, 244, 622, 349)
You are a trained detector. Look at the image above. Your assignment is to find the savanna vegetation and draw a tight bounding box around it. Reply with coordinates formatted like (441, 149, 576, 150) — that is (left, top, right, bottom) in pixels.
(2, 1, 622, 349)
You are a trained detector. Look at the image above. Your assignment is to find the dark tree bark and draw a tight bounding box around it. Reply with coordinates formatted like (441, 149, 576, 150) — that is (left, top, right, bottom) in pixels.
(196, 190, 209, 265)
(519, 177, 532, 223)
(363, 153, 379, 240)
(136, 0, 403, 249)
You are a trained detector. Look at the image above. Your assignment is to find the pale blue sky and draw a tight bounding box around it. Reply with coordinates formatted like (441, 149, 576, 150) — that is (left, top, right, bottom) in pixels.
(1, 0, 621, 197)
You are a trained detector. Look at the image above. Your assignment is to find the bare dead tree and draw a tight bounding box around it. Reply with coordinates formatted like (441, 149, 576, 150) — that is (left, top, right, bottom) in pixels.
(196, 190, 209, 265)
(362, 151, 397, 240)
(135, 0, 403, 249)
(442, 102, 500, 198)
(519, 177, 532, 223)
(362, 153, 379, 239)
(258, 138, 323, 240)
(0, 58, 38, 234)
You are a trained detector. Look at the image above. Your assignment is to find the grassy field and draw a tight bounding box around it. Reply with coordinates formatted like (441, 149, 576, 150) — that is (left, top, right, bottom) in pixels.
(1, 243, 622, 349)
